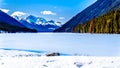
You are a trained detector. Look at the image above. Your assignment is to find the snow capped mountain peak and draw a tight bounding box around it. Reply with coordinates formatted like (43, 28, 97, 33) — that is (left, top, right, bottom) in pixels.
(0, 8, 10, 13)
(11, 11, 26, 20)
(47, 20, 56, 25)
(26, 15, 62, 26)
(11, 11, 26, 17)
(26, 15, 37, 24)
(36, 17, 48, 25)
(0, 10, 25, 28)
(26, 15, 48, 25)
(10, 12, 62, 32)
(10, 12, 63, 26)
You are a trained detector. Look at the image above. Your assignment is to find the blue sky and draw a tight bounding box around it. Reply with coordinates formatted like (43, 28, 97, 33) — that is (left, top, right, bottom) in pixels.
(0, 0, 97, 23)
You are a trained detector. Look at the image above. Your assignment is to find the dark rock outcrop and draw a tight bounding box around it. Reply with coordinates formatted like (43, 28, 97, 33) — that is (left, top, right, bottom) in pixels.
(46, 52, 60, 56)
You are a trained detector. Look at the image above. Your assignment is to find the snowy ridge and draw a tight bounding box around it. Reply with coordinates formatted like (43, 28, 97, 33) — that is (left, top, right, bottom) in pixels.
(25, 15, 62, 27)
(12, 15, 62, 27)
(11, 15, 62, 32)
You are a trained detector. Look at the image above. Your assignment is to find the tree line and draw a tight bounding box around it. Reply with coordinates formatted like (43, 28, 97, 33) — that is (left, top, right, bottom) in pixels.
(73, 8, 120, 34)
(0, 22, 37, 33)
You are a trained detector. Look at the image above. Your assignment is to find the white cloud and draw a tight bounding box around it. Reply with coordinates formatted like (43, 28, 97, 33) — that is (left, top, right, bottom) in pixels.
(41, 10, 56, 15)
(59, 17, 65, 20)
(11, 11, 26, 17)
(0, 8, 10, 13)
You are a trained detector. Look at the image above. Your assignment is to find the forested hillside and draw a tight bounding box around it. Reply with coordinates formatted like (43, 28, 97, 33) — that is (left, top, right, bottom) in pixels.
(73, 8, 120, 33)
(0, 21, 37, 33)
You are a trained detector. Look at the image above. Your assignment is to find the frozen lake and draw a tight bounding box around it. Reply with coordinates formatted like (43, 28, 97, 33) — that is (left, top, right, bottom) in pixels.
(0, 33, 120, 56)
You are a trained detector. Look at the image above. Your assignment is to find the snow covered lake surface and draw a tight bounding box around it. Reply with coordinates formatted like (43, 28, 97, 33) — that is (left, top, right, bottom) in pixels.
(0, 33, 120, 56)
(0, 33, 120, 68)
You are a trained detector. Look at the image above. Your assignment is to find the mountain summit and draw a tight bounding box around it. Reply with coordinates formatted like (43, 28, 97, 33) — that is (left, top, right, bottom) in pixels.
(11, 15, 62, 32)
(55, 0, 120, 32)
(0, 10, 37, 32)
(0, 10, 25, 28)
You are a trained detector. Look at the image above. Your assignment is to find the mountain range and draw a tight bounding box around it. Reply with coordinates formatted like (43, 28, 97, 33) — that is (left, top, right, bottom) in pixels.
(0, 10, 37, 33)
(0, 10, 62, 32)
(55, 0, 120, 32)
(12, 14, 62, 32)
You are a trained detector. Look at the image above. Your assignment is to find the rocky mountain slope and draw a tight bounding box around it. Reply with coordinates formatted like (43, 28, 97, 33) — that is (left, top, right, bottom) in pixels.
(55, 0, 120, 32)
(73, 8, 120, 33)
(0, 10, 37, 33)
(0, 10, 25, 28)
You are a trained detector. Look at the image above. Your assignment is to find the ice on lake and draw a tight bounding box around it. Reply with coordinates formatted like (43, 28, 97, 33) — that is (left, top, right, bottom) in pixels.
(0, 33, 120, 56)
